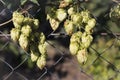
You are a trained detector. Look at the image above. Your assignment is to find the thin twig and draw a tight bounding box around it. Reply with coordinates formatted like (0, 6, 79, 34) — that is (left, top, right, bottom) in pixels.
(0, 19, 12, 27)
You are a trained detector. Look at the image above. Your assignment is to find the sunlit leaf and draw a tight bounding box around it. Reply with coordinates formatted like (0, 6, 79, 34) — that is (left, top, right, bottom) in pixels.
(20, 0, 27, 5)
(30, 0, 39, 6)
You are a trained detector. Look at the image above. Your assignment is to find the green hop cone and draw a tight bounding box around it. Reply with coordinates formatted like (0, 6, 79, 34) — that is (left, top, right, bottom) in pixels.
(19, 34, 29, 51)
(33, 19, 39, 30)
(38, 43, 46, 55)
(64, 20, 77, 35)
(37, 55, 46, 69)
(13, 22, 21, 29)
(12, 11, 24, 25)
(30, 51, 39, 62)
(81, 33, 93, 48)
(109, 4, 120, 22)
(67, 7, 75, 16)
(85, 25, 93, 34)
(69, 42, 79, 55)
(59, 0, 70, 8)
(23, 17, 33, 25)
(21, 25, 32, 37)
(10, 28, 20, 42)
(85, 19, 96, 34)
(30, 44, 39, 62)
(87, 18, 96, 28)
(64, 0, 73, 4)
(70, 31, 82, 43)
(49, 18, 60, 30)
(56, 9, 67, 22)
(77, 49, 88, 64)
(81, 10, 91, 23)
(39, 32, 46, 44)
(71, 13, 82, 26)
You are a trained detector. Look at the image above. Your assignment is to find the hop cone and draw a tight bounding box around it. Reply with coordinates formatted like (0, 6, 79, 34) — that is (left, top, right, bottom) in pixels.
(49, 18, 60, 30)
(39, 32, 46, 44)
(12, 11, 24, 25)
(85, 18, 96, 34)
(64, 20, 77, 35)
(30, 45, 39, 62)
(81, 33, 93, 48)
(33, 19, 39, 30)
(70, 31, 82, 43)
(67, 7, 75, 16)
(71, 13, 82, 26)
(64, 0, 73, 4)
(10, 28, 20, 42)
(69, 42, 79, 55)
(37, 55, 46, 69)
(109, 4, 120, 22)
(38, 43, 46, 55)
(21, 25, 32, 37)
(81, 10, 91, 23)
(19, 34, 29, 51)
(56, 9, 67, 22)
(23, 17, 33, 25)
(30, 52, 39, 62)
(77, 49, 88, 64)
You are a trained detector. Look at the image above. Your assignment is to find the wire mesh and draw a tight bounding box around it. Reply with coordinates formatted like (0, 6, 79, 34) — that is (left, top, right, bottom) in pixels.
(0, 0, 120, 80)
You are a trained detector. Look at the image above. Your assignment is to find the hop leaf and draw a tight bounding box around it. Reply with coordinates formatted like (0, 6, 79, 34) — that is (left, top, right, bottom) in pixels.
(12, 11, 24, 25)
(69, 42, 79, 55)
(10, 28, 20, 42)
(56, 9, 67, 22)
(77, 49, 88, 64)
(19, 34, 29, 51)
(21, 25, 32, 37)
(37, 55, 46, 69)
(64, 20, 77, 35)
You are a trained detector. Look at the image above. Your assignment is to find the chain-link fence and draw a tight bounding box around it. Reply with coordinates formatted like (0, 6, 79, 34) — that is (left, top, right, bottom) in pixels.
(1, 0, 120, 80)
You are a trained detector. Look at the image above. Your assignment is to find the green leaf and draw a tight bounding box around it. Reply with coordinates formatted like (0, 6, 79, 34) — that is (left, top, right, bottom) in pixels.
(30, 0, 39, 6)
(20, 0, 27, 5)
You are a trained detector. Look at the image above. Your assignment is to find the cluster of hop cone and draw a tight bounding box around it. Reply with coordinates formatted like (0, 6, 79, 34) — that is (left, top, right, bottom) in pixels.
(46, 0, 96, 64)
(109, 3, 120, 26)
(10, 12, 47, 69)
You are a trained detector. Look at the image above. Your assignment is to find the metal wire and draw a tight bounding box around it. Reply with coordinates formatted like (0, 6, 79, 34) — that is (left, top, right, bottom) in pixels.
(0, 0, 120, 80)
